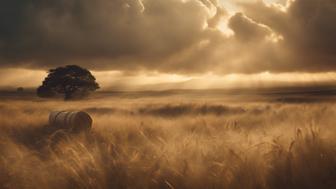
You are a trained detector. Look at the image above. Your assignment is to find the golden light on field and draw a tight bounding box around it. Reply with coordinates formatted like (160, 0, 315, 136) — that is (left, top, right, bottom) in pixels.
(1, 0, 336, 188)
(1, 94, 336, 188)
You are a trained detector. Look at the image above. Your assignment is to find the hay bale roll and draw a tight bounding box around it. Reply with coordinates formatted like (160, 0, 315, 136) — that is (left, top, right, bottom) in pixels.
(49, 111, 92, 132)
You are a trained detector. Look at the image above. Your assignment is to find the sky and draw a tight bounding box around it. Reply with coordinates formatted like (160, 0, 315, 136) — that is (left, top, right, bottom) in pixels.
(0, 0, 336, 90)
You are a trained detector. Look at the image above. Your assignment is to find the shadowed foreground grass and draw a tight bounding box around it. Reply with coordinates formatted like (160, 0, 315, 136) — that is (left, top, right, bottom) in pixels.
(0, 98, 336, 189)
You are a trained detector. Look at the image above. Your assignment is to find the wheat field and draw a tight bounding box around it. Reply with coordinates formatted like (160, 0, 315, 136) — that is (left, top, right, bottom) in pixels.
(0, 93, 336, 189)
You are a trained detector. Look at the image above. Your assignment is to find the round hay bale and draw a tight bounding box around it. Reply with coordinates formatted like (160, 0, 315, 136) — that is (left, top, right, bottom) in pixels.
(49, 111, 92, 133)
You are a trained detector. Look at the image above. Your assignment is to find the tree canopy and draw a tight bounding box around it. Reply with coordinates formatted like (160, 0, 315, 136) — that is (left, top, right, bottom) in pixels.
(37, 65, 99, 100)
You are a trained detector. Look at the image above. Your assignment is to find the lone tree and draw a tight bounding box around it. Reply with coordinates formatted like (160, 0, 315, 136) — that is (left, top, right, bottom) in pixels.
(37, 65, 99, 100)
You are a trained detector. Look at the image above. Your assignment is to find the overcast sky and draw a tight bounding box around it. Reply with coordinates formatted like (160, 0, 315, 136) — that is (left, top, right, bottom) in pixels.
(1, 0, 336, 89)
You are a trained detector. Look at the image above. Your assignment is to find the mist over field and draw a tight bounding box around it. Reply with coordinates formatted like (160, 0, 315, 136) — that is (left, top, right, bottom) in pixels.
(1, 91, 336, 189)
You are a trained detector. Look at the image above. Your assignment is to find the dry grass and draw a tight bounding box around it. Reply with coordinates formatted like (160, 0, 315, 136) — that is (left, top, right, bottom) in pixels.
(0, 96, 336, 189)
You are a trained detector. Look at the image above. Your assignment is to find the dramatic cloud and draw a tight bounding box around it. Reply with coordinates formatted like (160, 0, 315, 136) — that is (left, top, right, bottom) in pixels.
(0, 0, 221, 70)
(241, 0, 336, 72)
(228, 12, 272, 41)
(0, 0, 336, 74)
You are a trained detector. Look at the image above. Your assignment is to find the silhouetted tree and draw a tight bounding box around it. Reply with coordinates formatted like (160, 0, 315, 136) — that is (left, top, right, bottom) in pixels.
(37, 65, 99, 100)
(37, 86, 55, 98)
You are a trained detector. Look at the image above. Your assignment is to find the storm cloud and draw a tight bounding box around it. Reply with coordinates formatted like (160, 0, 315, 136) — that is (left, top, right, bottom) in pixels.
(0, 0, 219, 69)
(241, 0, 336, 72)
(0, 0, 336, 74)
